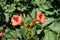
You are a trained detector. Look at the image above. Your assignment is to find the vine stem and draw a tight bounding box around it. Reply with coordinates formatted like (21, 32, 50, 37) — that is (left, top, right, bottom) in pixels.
(30, 19, 37, 28)
(21, 22, 28, 28)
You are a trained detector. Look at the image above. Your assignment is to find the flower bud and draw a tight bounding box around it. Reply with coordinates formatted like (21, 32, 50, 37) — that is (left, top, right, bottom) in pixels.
(0, 31, 3, 37)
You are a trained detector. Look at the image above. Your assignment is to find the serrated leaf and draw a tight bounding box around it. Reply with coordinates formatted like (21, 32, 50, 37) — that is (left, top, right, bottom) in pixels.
(49, 22, 60, 33)
(19, 26, 27, 37)
(5, 28, 10, 33)
(39, 5, 46, 12)
(10, 30, 17, 37)
(3, 33, 11, 38)
(3, 6, 7, 10)
(43, 29, 58, 40)
(45, 2, 53, 8)
(35, 0, 46, 6)
(16, 29, 21, 38)
(30, 8, 36, 19)
(34, 0, 40, 6)
(4, 28, 11, 38)
(41, 18, 55, 27)
(45, 11, 54, 15)
(0, 1, 6, 7)
(5, 4, 16, 12)
(31, 27, 36, 35)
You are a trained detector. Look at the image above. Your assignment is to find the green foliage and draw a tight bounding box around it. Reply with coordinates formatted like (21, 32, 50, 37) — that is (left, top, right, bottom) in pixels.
(0, 0, 60, 40)
(43, 29, 58, 40)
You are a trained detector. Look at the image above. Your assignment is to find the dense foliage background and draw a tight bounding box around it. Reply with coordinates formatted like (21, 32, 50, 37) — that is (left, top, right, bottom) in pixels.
(0, 0, 60, 40)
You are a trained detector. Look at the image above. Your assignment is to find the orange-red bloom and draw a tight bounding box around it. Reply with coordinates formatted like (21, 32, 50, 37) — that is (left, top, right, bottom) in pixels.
(11, 14, 22, 26)
(0, 31, 3, 37)
(36, 11, 46, 24)
(30, 11, 46, 27)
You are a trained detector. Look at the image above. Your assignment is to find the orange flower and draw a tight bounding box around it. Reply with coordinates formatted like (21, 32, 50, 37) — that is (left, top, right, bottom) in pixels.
(11, 14, 22, 26)
(36, 11, 46, 24)
(0, 31, 3, 37)
(30, 11, 46, 27)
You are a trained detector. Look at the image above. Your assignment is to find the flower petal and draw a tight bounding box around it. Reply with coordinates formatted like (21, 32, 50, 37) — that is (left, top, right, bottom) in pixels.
(11, 15, 22, 26)
(36, 11, 46, 24)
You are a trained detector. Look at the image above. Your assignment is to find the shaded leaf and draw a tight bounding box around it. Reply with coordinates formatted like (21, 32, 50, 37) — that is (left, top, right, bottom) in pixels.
(49, 22, 60, 33)
(43, 29, 58, 40)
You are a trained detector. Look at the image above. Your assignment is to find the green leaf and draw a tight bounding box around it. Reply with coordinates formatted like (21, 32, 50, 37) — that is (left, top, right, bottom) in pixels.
(39, 5, 46, 12)
(7, 38, 18, 40)
(19, 26, 27, 37)
(34, 0, 40, 6)
(49, 22, 60, 33)
(3, 32, 11, 38)
(5, 28, 10, 33)
(34, 36, 39, 40)
(34, 0, 46, 6)
(49, 0, 54, 2)
(0, 26, 3, 30)
(45, 1, 53, 8)
(43, 29, 58, 40)
(3, 6, 7, 10)
(0, 1, 6, 7)
(45, 11, 54, 15)
(37, 29, 42, 34)
(31, 27, 36, 35)
(41, 18, 55, 27)
(14, 0, 20, 2)
(5, 4, 16, 12)
(2, 37, 6, 40)
(4, 13, 9, 22)
(10, 30, 17, 37)
(16, 29, 21, 38)
(17, 6, 27, 11)
(4, 28, 11, 38)
(30, 8, 36, 19)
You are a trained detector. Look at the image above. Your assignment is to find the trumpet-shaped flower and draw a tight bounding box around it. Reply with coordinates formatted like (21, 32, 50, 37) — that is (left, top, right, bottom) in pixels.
(11, 15, 22, 26)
